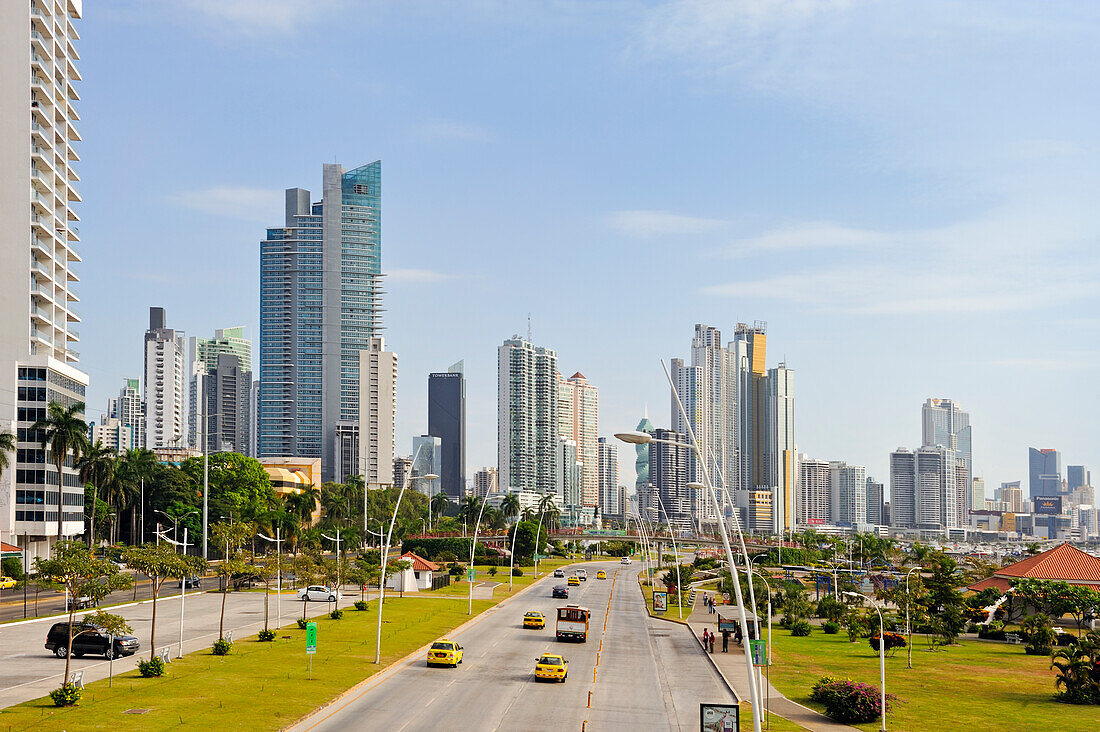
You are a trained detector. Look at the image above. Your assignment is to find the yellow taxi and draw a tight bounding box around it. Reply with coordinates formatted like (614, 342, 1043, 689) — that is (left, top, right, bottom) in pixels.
(567, 576, 581, 586)
(523, 611, 546, 629)
(0, 577, 16, 590)
(596, 570, 607, 580)
(426, 639, 464, 668)
(534, 653, 568, 682)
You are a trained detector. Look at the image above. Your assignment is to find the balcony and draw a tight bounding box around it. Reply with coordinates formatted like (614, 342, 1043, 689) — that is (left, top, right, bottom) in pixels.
(31, 305, 51, 323)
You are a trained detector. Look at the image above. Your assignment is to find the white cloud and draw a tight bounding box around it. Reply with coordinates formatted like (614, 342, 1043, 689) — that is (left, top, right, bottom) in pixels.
(180, 0, 341, 35)
(386, 268, 463, 284)
(169, 186, 283, 223)
(416, 120, 494, 142)
(608, 210, 726, 238)
(727, 221, 885, 256)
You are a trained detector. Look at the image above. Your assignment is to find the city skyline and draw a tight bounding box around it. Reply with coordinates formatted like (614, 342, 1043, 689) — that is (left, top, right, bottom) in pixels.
(64, 2, 1098, 496)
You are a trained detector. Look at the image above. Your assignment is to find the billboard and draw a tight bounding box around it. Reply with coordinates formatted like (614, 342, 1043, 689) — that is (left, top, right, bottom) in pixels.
(700, 703, 740, 732)
(1034, 497, 1062, 515)
(653, 591, 667, 613)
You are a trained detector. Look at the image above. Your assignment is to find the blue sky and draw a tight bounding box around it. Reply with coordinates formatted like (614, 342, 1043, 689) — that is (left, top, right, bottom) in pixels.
(76, 1, 1099, 497)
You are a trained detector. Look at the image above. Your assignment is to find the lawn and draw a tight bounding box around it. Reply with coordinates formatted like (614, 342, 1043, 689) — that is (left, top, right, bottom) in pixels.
(0, 596, 495, 731)
(767, 629, 1100, 731)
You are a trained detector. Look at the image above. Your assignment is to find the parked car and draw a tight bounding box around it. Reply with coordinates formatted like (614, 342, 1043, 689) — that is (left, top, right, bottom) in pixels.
(552, 585, 569, 599)
(553, 569, 565, 578)
(298, 585, 340, 602)
(177, 577, 202, 589)
(66, 595, 96, 611)
(45, 621, 140, 660)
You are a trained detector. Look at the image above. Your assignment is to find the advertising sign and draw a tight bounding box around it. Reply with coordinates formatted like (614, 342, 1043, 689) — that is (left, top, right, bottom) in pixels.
(750, 639, 767, 666)
(467, 568, 476, 582)
(653, 590, 668, 613)
(305, 622, 317, 655)
(700, 703, 740, 732)
(1034, 497, 1062, 515)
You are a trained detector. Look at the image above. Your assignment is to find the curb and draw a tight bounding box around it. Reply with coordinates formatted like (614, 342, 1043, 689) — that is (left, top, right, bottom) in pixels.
(283, 562, 580, 732)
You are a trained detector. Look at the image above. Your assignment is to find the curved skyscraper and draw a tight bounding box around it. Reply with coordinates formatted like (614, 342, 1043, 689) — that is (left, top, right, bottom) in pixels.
(635, 411, 654, 491)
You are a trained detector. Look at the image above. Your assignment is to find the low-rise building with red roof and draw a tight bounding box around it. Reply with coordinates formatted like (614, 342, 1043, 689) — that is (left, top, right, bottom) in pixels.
(968, 542, 1100, 594)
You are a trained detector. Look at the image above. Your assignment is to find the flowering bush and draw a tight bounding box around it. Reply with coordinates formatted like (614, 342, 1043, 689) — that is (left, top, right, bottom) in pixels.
(297, 618, 309, 630)
(258, 629, 276, 642)
(212, 638, 232, 656)
(870, 632, 907, 655)
(50, 683, 83, 707)
(330, 609, 344, 620)
(810, 676, 896, 723)
(354, 600, 370, 611)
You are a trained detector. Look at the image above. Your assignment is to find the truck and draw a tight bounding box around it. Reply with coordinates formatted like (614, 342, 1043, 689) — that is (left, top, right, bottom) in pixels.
(556, 605, 591, 642)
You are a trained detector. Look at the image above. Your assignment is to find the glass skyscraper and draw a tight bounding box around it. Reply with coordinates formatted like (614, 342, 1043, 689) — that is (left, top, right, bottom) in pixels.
(258, 162, 382, 480)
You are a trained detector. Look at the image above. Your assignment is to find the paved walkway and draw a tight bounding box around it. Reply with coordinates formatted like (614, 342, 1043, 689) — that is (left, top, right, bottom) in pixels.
(686, 594, 858, 732)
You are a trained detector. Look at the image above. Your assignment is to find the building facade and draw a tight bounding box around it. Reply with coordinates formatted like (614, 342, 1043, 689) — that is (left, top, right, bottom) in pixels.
(497, 338, 558, 493)
(428, 363, 465, 499)
(1029, 448, 1062, 500)
(829, 462, 867, 527)
(597, 437, 620, 520)
(99, 377, 143, 451)
(648, 428, 691, 527)
(144, 308, 187, 449)
(557, 371, 598, 508)
(922, 398, 972, 517)
(189, 327, 252, 455)
(258, 162, 383, 480)
(890, 445, 966, 533)
(412, 435, 442, 497)
(473, 467, 498, 498)
(358, 337, 396, 490)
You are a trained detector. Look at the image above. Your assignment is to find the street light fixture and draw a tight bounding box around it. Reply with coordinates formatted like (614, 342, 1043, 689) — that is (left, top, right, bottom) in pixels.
(468, 496, 488, 616)
(903, 566, 921, 670)
(752, 568, 774, 730)
(423, 474, 440, 531)
(155, 509, 198, 551)
(257, 528, 283, 631)
(375, 445, 425, 664)
(844, 591, 887, 732)
(654, 493, 683, 619)
(155, 526, 192, 658)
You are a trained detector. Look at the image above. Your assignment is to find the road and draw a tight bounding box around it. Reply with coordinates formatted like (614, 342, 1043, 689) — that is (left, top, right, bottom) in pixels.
(294, 561, 734, 732)
(0, 583, 355, 710)
(0, 574, 203, 622)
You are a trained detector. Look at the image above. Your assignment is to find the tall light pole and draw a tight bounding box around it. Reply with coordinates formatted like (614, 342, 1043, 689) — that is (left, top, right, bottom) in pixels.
(655, 493, 683, 619)
(426, 475, 440, 531)
(321, 530, 345, 601)
(257, 527, 283, 631)
(846, 592, 887, 731)
(752, 567, 774, 727)
(468, 496, 488, 615)
(155, 526, 191, 659)
(904, 566, 921, 670)
(155, 509, 197, 551)
(375, 448, 426, 664)
(507, 518, 519, 592)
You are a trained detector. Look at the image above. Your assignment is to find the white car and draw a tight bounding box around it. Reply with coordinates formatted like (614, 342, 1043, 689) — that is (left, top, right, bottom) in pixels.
(553, 569, 565, 578)
(620, 557, 631, 565)
(297, 585, 340, 602)
(575, 569, 587, 581)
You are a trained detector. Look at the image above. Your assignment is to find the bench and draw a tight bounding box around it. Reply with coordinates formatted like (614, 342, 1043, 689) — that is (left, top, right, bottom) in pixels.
(1005, 632, 1022, 644)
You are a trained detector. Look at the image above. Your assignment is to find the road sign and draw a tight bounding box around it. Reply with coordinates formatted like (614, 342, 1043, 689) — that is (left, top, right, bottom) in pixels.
(305, 622, 317, 655)
(749, 639, 767, 667)
(467, 568, 476, 582)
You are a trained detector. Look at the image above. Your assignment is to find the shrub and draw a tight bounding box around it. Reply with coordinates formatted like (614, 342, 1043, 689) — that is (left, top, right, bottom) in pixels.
(297, 618, 308, 630)
(967, 623, 982, 634)
(212, 638, 232, 656)
(137, 656, 167, 677)
(869, 632, 907, 654)
(1, 556, 23, 581)
(258, 629, 276, 642)
(330, 609, 344, 620)
(1025, 645, 1053, 656)
(1022, 614, 1058, 655)
(823, 621, 840, 635)
(977, 628, 1007, 641)
(49, 683, 83, 707)
(812, 677, 896, 723)
(488, 566, 498, 577)
(354, 600, 370, 611)
(790, 619, 813, 637)
(816, 596, 845, 622)
(512, 566, 524, 577)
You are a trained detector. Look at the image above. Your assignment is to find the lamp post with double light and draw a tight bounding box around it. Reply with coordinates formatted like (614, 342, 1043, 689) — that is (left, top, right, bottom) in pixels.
(654, 493, 683, 619)
(844, 591, 887, 732)
(904, 566, 921, 669)
(257, 528, 283, 630)
(467, 496, 488, 615)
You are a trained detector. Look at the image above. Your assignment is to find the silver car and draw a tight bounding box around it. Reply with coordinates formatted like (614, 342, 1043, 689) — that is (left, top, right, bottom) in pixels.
(297, 585, 340, 602)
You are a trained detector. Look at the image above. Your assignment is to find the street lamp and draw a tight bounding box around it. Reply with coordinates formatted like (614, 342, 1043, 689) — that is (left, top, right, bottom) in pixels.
(424, 474, 440, 531)
(904, 566, 921, 670)
(257, 528, 283, 631)
(155, 526, 191, 659)
(844, 591, 887, 732)
(155, 509, 198, 551)
(752, 568, 773, 730)
(617, 422, 764, 732)
(655, 493, 683, 619)
(468, 496, 488, 616)
(375, 445, 425, 664)
(321, 530, 346, 606)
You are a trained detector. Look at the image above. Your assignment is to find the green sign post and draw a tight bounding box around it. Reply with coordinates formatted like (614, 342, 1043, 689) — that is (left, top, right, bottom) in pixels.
(467, 568, 476, 582)
(749, 638, 767, 667)
(306, 622, 317, 679)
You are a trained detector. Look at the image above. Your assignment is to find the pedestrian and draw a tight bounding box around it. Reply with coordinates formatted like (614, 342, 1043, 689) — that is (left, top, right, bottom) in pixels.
(709, 633, 715, 653)
(734, 627, 743, 646)
(702, 628, 709, 649)
(722, 630, 730, 652)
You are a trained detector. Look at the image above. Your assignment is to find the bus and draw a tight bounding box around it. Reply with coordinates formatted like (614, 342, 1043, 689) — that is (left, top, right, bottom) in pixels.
(556, 605, 591, 642)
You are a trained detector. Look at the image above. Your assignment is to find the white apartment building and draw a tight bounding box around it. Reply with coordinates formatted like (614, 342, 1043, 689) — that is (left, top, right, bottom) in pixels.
(597, 437, 620, 519)
(797, 455, 830, 526)
(498, 338, 558, 493)
(144, 308, 187, 449)
(558, 371, 598, 508)
(358, 337, 397, 489)
(829, 461, 867, 527)
(0, 0, 88, 557)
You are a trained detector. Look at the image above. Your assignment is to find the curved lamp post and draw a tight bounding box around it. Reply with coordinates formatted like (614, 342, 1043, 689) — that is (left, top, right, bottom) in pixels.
(845, 591, 887, 731)
(257, 528, 283, 632)
(904, 566, 921, 669)
(655, 493, 683, 619)
(467, 496, 489, 615)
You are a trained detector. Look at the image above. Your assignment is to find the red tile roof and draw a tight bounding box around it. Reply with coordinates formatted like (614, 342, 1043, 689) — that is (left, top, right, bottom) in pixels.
(1, 541, 22, 554)
(967, 543, 1100, 592)
(400, 551, 440, 572)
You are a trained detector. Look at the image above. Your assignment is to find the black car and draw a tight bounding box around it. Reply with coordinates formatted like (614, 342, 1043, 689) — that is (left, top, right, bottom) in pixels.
(552, 585, 568, 599)
(45, 622, 140, 660)
(178, 577, 201, 589)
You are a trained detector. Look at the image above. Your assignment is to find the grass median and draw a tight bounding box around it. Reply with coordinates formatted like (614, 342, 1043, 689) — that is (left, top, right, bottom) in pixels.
(767, 629, 1100, 731)
(0, 594, 500, 731)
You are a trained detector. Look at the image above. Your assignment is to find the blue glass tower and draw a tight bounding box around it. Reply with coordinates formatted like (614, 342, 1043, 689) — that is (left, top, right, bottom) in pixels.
(259, 162, 382, 479)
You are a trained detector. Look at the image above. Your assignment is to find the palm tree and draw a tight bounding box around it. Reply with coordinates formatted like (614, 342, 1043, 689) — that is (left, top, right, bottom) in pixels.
(32, 402, 88, 542)
(119, 449, 156, 543)
(459, 496, 483, 526)
(0, 429, 15, 483)
(76, 441, 116, 548)
(1051, 631, 1100, 703)
(501, 492, 521, 524)
(537, 493, 559, 530)
(430, 492, 451, 524)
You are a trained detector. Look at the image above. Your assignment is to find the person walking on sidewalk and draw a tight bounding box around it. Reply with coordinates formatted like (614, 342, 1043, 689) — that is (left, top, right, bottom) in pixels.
(721, 630, 730, 653)
(708, 633, 715, 653)
(702, 628, 709, 649)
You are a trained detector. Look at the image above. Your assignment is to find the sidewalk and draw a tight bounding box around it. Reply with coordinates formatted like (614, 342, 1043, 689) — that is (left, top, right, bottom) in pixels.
(686, 595, 858, 732)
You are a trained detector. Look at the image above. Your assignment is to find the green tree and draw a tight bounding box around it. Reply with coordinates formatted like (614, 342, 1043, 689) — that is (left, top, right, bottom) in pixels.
(34, 541, 132, 685)
(123, 543, 205, 660)
(500, 493, 520, 523)
(76, 441, 116, 548)
(211, 520, 253, 639)
(0, 429, 15, 487)
(1021, 613, 1057, 654)
(1051, 631, 1100, 704)
(118, 448, 157, 544)
(291, 551, 320, 619)
(32, 402, 89, 542)
(512, 520, 539, 559)
(660, 563, 696, 596)
(248, 551, 286, 632)
(180, 453, 276, 528)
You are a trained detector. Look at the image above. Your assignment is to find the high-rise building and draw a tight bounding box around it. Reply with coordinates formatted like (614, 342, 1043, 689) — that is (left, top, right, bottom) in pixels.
(1068, 465, 1091, 492)
(189, 327, 253, 455)
(101, 378, 144, 450)
(922, 398, 972, 514)
(829, 462, 867, 527)
(473, 467, 498, 498)
(412, 435, 442, 496)
(890, 448, 916, 529)
(765, 363, 796, 532)
(797, 456, 830, 526)
(672, 325, 734, 491)
(358, 337, 396, 489)
(258, 162, 383, 481)
(393, 455, 412, 491)
(996, 481, 1024, 513)
(1029, 448, 1062, 500)
(555, 438, 583, 524)
(649, 428, 691, 526)
(558, 372, 599, 508)
(0, 0, 87, 554)
(890, 445, 964, 532)
(144, 308, 187, 449)
(635, 411, 655, 491)
(92, 418, 136, 454)
(866, 478, 885, 525)
(428, 363, 465, 499)
(597, 437, 620, 519)
(497, 338, 558, 493)
(192, 327, 251, 372)
(971, 477, 986, 512)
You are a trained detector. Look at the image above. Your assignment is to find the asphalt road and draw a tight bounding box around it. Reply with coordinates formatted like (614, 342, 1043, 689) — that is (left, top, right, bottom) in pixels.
(0, 574, 197, 622)
(294, 561, 734, 732)
(0, 583, 355, 710)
